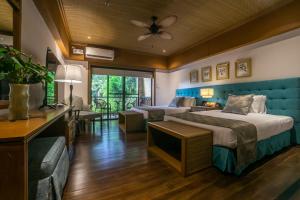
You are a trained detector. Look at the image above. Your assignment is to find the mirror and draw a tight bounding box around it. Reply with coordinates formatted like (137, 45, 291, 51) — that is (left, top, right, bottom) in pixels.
(0, 0, 21, 103)
(0, 0, 14, 101)
(0, 0, 14, 47)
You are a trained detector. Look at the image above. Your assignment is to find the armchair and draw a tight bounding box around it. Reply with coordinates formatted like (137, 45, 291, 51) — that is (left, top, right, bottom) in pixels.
(66, 96, 103, 133)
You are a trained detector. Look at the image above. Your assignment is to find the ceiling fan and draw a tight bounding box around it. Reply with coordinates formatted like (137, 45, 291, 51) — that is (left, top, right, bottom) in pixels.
(130, 15, 177, 41)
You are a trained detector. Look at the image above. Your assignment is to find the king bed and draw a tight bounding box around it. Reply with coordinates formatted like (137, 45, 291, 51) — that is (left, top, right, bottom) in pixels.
(165, 110, 293, 149)
(165, 77, 300, 175)
(131, 96, 195, 121)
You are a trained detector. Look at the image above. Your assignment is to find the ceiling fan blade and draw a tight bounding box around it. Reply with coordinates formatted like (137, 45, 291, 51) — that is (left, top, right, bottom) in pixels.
(130, 20, 149, 28)
(159, 31, 173, 40)
(158, 15, 177, 28)
(138, 33, 152, 41)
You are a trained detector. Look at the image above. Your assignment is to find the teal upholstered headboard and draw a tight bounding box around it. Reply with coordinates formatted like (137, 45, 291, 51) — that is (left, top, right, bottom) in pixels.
(176, 77, 300, 143)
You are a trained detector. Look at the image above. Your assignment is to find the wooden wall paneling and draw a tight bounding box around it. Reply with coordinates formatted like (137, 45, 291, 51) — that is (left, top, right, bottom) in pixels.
(87, 48, 168, 70)
(168, 0, 300, 69)
(62, 0, 290, 56)
(32, 0, 300, 70)
(5, 0, 21, 49)
(12, 2, 21, 49)
(69, 43, 168, 70)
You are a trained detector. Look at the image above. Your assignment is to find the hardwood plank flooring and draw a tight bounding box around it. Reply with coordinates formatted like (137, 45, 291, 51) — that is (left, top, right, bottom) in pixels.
(63, 120, 300, 200)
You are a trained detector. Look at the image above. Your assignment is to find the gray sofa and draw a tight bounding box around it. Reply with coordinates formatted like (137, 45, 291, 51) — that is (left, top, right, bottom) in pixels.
(29, 137, 69, 200)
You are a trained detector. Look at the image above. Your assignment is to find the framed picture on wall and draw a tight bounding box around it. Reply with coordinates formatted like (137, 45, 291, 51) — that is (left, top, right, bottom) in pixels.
(190, 70, 199, 83)
(216, 62, 230, 80)
(235, 58, 252, 78)
(201, 66, 212, 82)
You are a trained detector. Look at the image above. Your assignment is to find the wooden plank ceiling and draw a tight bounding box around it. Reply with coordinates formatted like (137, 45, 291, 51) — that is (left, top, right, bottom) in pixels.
(62, 0, 291, 56)
(0, 0, 13, 34)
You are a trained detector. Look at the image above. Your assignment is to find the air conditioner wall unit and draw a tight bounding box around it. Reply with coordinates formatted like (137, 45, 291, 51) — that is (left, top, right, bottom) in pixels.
(85, 47, 115, 61)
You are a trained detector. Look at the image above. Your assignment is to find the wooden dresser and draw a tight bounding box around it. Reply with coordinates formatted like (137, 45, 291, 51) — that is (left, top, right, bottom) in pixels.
(0, 107, 74, 200)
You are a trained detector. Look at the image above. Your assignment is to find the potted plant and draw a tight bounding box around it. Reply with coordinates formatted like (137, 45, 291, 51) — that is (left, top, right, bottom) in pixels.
(0, 45, 52, 121)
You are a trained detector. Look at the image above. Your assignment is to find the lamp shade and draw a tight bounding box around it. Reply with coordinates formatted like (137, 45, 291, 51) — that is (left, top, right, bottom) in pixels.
(54, 64, 82, 83)
(200, 88, 214, 98)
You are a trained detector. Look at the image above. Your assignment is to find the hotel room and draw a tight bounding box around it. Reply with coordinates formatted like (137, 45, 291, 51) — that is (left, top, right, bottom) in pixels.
(0, 0, 300, 199)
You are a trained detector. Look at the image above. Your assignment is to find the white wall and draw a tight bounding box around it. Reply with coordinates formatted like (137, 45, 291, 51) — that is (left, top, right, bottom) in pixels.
(155, 71, 172, 106)
(21, 0, 65, 101)
(21, 0, 64, 64)
(156, 29, 300, 105)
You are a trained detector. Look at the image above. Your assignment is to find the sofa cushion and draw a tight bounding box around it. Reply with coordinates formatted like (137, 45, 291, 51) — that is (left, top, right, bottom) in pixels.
(29, 137, 66, 180)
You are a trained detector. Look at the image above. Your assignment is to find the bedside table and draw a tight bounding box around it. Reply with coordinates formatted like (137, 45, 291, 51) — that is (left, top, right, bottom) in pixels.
(190, 106, 221, 112)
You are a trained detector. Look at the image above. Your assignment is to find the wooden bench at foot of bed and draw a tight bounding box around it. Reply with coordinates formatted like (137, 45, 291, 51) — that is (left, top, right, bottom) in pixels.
(147, 121, 212, 176)
(119, 111, 145, 134)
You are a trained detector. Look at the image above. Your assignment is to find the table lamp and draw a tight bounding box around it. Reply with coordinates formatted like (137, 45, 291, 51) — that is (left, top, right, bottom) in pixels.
(200, 88, 214, 98)
(55, 64, 82, 107)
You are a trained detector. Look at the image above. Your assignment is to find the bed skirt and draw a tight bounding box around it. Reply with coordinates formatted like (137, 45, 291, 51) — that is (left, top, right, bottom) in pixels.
(213, 130, 293, 175)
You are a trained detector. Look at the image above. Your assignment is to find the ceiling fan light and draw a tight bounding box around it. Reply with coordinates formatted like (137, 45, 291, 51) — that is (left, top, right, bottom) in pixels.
(158, 15, 177, 28)
(159, 31, 173, 40)
(137, 34, 151, 41)
(130, 20, 149, 28)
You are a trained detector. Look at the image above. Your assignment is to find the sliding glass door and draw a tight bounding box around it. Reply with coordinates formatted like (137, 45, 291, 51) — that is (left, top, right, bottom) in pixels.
(125, 77, 138, 110)
(91, 67, 153, 120)
(108, 75, 123, 119)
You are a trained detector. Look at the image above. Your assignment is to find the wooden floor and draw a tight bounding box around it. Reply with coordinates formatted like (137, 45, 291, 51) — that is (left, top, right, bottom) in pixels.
(63, 120, 300, 200)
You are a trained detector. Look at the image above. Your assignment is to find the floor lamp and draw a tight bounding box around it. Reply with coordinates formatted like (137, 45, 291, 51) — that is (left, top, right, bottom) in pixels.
(55, 64, 82, 107)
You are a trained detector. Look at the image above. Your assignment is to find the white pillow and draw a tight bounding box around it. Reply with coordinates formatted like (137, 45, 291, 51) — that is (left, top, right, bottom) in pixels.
(250, 95, 267, 114)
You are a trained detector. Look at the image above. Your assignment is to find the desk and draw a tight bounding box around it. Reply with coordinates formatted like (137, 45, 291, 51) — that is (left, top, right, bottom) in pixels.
(0, 107, 72, 200)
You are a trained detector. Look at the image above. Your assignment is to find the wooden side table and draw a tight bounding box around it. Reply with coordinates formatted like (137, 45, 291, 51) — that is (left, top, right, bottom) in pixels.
(191, 106, 221, 112)
(119, 111, 145, 134)
(147, 121, 212, 176)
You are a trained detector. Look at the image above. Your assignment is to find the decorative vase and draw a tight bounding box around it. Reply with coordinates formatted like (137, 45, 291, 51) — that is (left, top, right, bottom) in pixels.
(8, 84, 30, 121)
(29, 83, 45, 110)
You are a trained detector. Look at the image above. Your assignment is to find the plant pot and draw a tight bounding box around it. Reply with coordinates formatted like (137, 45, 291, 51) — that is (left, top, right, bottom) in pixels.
(29, 83, 45, 110)
(8, 84, 30, 121)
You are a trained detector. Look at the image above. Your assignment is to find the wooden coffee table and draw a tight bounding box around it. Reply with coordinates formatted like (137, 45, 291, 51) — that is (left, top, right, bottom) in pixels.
(147, 121, 212, 176)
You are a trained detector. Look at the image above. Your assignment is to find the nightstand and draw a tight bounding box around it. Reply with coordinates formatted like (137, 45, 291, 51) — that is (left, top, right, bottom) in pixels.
(190, 106, 221, 112)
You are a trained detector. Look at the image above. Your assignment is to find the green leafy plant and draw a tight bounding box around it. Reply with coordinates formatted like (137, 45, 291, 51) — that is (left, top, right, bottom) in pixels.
(0, 45, 52, 84)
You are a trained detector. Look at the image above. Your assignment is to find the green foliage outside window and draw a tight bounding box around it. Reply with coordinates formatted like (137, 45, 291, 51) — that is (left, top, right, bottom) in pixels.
(91, 74, 139, 115)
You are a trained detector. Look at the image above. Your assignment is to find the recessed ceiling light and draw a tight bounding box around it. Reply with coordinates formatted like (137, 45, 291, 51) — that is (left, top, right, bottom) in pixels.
(87, 36, 91, 39)
(162, 49, 166, 53)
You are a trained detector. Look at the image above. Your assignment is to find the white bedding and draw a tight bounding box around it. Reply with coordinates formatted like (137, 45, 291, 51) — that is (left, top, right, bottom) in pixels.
(131, 106, 190, 119)
(164, 110, 294, 148)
